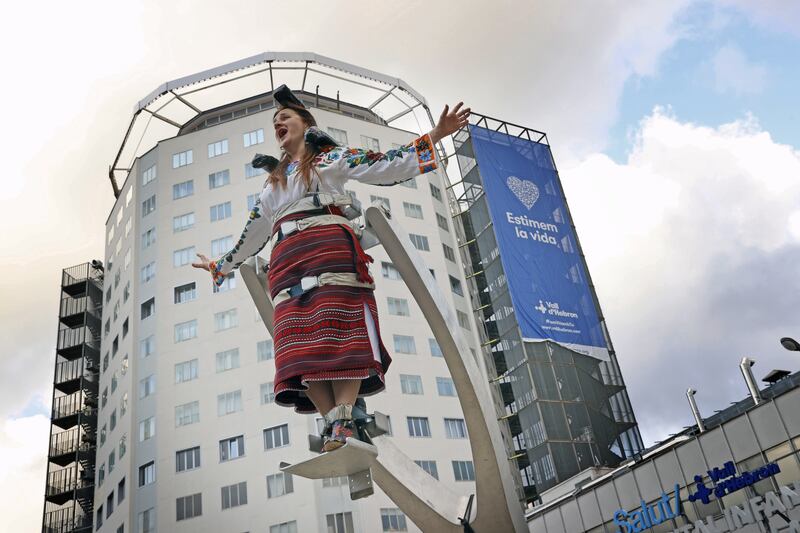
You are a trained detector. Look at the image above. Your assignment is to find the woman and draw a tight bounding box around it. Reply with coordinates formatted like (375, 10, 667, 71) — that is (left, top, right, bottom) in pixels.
(193, 85, 469, 451)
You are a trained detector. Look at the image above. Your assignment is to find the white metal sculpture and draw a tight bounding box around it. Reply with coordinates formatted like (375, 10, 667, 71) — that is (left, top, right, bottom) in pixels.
(239, 203, 526, 532)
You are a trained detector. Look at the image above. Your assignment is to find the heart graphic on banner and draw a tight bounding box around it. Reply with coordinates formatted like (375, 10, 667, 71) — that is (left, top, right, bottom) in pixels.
(506, 176, 539, 210)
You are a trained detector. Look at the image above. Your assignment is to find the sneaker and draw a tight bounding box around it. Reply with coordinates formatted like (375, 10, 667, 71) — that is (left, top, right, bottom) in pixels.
(322, 419, 355, 452)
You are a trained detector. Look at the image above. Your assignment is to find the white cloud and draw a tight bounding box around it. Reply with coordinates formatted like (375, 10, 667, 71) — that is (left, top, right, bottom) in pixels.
(0, 415, 50, 531)
(717, 0, 800, 37)
(561, 109, 800, 444)
(711, 43, 767, 95)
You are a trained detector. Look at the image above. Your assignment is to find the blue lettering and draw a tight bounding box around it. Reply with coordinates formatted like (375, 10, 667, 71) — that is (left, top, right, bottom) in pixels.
(613, 510, 632, 533)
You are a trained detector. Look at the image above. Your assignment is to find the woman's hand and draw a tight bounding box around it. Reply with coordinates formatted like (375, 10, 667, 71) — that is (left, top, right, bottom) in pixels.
(192, 253, 212, 272)
(430, 102, 471, 144)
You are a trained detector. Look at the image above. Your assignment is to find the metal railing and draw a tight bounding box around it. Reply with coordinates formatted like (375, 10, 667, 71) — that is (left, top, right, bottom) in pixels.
(55, 359, 82, 384)
(49, 428, 91, 457)
(51, 393, 94, 420)
(43, 507, 92, 533)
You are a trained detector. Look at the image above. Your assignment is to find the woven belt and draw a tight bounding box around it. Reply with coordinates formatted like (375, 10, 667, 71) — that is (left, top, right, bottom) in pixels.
(270, 214, 361, 248)
(272, 273, 375, 305)
(272, 192, 359, 222)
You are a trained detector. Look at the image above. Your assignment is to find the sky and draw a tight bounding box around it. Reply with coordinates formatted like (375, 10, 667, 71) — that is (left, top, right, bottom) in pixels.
(2, 0, 800, 529)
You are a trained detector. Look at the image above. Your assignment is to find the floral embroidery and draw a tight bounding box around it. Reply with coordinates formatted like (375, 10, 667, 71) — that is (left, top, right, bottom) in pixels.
(210, 259, 226, 287)
(209, 203, 270, 287)
(413, 134, 437, 174)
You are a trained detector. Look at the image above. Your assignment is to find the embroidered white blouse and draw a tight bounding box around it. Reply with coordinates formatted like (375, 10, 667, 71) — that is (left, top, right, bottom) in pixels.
(210, 133, 437, 287)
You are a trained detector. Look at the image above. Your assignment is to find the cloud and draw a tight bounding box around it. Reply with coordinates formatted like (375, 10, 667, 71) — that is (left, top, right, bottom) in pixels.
(0, 415, 50, 531)
(717, 0, 800, 37)
(561, 109, 800, 445)
(711, 43, 767, 95)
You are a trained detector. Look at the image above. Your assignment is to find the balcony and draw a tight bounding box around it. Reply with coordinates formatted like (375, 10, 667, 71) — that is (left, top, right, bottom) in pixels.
(45, 466, 93, 506)
(54, 359, 82, 395)
(48, 428, 93, 467)
(61, 263, 102, 298)
(51, 394, 95, 430)
(56, 327, 99, 360)
(42, 507, 92, 533)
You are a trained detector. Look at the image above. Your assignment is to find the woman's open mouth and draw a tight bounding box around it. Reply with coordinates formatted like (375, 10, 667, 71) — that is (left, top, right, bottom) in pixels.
(277, 127, 288, 142)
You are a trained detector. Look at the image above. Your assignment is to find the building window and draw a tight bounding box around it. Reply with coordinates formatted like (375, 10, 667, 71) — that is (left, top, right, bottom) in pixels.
(216, 348, 240, 372)
(140, 297, 155, 320)
(96, 505, 103, 529)
(245, 162, 266, 178)
(176, 493, 202, 521)
(173, 246, 195, 267)
(436, 213, 449, 231)
(247, 193, 260, 210)
(140, 335, 155, 358)
(243, 128, 264, 147)
(444, 418, 468, 439)
(120, 390, 128, 415)
(213, 271, 236, 293)
(270, 521, 297, 533)
(208, 169, 230, 188)
(176, 446, 201, 472)
(264, 424, 290, 450)
(381, 508, 408, 531)
(360, 135, 380, 152)
(457, 310, 471, 330)
(172, 149, 193, 168)
(110, 409, 117, 432)
(217, 390, 243, 416)
(393, 335, 416, 354)
(100, 424, 106, 446)
(261, 382, 275, 404)
(125, 217, 132, 237)
(175, 359, 198, 383)
(452, 460, 475, 481)
(118, 477, 126, 504)
(103, 353, 109, 372)
(173, 212, 195, 232)
(138, 507, 155, 533)
(399, 374, 423, 395)
(214, 308, 238, 331)
(328, 127, 348, 145)
(443, 243, 456, 262)
(322, 475, 348, 488)
(174, 319, 197, 342)
(436, 377, 456, 396)
(211, 235, 234, 256)
(141, 195, 155, 217)
(403, 202, 423, 219)
(408, 233, 429, 251)
(138, 461, 155, 486)
(387, 297, 410, 316)
(139, 417, 155, 441)
(123, 282, 130, 303)
(221, 481, 248, 510)
(210, 201, 232, 222)
(111, 371, 118, 393)
(326, 512, 355, 533)
(370, 195, 390, 210)
(139, 374, 155, 399)
(430, 183, 442, 201)
(142, 164, 157, 185)
(449, 275, 464, 296)
(266, 473, 293, 498)
(122, 317, 128, 337)
(253, 339, 274, 361)
(399, 176, 418, 189)
(219, 435, 245, 461)
(208, 139, 229, 158)
(172, 179, 194, 200)
(407, 416, 431, 437)
(141, 227, 156, 249)
(414, 460, 439, 480)
(174, 282, 196, 303)
(140, 262, 156, 283)
(112, 336, 119, 356)
(381, 262, 402, 280)
(175, 401, 200, 427)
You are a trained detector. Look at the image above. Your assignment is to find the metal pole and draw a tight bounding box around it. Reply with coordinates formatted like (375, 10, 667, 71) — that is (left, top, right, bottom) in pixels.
(686, 388, 705, 433)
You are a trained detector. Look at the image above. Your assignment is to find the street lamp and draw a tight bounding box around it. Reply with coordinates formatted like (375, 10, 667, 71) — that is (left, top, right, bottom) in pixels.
(781, 337, 800, 352)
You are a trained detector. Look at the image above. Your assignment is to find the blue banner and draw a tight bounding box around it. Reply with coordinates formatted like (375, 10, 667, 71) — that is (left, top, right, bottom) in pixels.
(469, 124, 608, 359)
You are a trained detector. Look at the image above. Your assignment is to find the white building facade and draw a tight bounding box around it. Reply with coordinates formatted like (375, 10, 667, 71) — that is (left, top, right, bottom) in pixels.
(94, 83, 491, 533)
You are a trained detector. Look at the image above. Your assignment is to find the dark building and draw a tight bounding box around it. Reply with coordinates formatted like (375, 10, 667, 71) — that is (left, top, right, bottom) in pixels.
(450, 115, 644, 502)
(42, 262, 103, 532)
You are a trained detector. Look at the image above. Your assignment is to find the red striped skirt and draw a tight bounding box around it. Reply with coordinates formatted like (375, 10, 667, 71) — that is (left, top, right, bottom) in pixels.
(268, 208, 391, 413)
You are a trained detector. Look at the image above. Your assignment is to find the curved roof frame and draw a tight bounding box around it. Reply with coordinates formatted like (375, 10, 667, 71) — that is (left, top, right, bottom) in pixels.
(109, 52, 441, 197)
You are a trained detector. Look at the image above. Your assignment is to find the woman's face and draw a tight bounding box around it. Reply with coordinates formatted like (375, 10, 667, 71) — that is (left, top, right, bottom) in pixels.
(273, 108, 307, 153)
